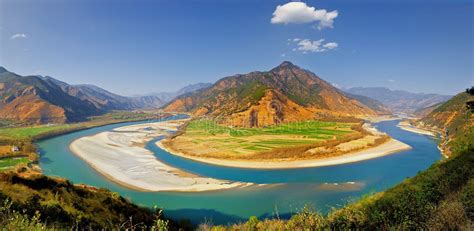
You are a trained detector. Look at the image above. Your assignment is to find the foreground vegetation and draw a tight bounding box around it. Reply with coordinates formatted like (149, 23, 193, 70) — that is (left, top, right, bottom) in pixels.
(0, 170, 179, 230)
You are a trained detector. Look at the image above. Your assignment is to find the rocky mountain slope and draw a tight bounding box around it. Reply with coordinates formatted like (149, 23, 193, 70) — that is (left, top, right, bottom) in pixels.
(41, 77, 164, 110)
(415, 90, 474, 155)
(0, 68, 100, 123)
(164, 61, 388, 127)
(345, 87, 451, 114)
(0, 67, 207, 124)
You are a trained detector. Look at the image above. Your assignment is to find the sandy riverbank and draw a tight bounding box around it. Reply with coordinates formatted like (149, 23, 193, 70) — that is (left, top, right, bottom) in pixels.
(156, 138, 412, 169)
(397, 121, 437, 137)
(69, 120, 252, 192)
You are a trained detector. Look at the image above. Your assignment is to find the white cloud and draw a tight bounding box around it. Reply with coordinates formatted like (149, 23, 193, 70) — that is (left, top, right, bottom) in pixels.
(388, 79, 395, 83)
(323, 42, 338, 49)
(291, 38, 338, 53)
(10, 33, 27, 40)
(271, 2, 338, 29)
(281, 53, 286, 57)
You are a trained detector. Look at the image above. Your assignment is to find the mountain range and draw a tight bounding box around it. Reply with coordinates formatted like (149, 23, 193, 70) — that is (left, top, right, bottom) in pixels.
(344, 87, 451, 115)
(0, 67, 209, 124)
(140, 82, 212, 103)
(164, 61, 390, 127)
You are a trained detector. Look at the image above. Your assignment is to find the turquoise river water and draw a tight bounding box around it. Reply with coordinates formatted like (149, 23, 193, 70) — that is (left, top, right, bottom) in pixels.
(37, 115, 442, 225)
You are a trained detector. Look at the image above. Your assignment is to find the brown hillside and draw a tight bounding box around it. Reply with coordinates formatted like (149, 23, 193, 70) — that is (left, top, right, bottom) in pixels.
(164, 61, 382, 127)
(0, 94, 66, 124)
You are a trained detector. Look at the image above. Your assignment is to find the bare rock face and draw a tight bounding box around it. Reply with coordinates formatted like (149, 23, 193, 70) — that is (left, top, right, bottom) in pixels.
(164, 61, 384, 127)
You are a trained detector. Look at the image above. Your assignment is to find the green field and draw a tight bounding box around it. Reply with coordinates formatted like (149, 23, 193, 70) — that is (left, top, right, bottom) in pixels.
(187, 119, 354, 137)
(0, 124, 77, 139)
(168, 119, 359, 157)
(0, 157, 29, 171)
(0, 111, 164, 140)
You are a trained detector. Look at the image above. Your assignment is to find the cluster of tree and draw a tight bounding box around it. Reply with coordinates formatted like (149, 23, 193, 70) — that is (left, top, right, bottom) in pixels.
(466, 87, 474, 95)
(0, 138, 38, 161)
(465, 87, 474, 112)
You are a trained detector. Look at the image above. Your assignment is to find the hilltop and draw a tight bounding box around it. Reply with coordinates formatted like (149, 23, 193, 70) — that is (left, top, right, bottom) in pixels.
(164, 62, 389, 127)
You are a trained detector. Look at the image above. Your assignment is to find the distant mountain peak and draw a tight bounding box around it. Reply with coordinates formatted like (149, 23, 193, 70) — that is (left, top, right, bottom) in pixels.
(0, 66, 8, 74)
(344, 87, 452, 114)
(273, 61, 298, 70)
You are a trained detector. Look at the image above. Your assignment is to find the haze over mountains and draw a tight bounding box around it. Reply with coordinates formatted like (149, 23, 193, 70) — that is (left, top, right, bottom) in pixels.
(0, 67, 209, 124)
(345, 87, 451, 115)
(164, 61, 390, 127)
(141, 82, 212, 103)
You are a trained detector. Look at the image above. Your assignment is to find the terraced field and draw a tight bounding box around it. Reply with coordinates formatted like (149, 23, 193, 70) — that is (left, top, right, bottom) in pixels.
(167, 119, 359, 157)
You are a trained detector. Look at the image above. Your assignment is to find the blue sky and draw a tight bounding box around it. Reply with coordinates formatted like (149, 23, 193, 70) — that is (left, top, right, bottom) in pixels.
(1, 0, 472, 96)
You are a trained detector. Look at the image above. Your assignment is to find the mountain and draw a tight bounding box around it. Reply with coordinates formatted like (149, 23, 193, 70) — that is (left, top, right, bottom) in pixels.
(412, 102, 443, 118)
(345, 87, 452, 114)
(344, 92, 391, 114)
(0, 67, 213, 124)
(0, 68, 100, 123)
(143, 82, 212, 103)
(163, 61, 386, 127)
(416, 90, 473, 154)
(41, 77, 164, 110)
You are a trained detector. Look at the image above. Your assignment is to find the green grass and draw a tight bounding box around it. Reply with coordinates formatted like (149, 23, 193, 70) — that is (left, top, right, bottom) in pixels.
(0, 111, 163, 140)
(0, 125, 75, 139)
(187, 119, 353, 138)
(0, 157, 29, 170)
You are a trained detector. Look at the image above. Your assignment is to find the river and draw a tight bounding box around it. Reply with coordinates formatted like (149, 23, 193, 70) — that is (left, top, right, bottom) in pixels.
(37, 115, 442, 224)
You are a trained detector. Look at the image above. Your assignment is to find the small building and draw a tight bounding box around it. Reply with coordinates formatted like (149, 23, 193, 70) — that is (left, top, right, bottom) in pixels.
(11, 146, 19, 152)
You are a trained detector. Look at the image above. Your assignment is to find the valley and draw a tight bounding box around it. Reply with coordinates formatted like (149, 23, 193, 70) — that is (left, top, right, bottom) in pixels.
(1, 0, 472, 229)
(0, 61, 468, 229)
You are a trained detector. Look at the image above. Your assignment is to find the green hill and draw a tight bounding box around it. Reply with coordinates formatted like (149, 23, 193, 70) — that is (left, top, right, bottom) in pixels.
(416, 91, 474, 155)
(0, 171, 180, 230)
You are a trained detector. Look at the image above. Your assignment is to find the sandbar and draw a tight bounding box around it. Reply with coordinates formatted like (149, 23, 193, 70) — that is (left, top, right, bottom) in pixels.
(69, 120, 252, 192)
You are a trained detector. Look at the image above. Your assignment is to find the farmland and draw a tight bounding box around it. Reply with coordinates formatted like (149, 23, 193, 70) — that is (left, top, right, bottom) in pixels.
(164, 119, 369, 159)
